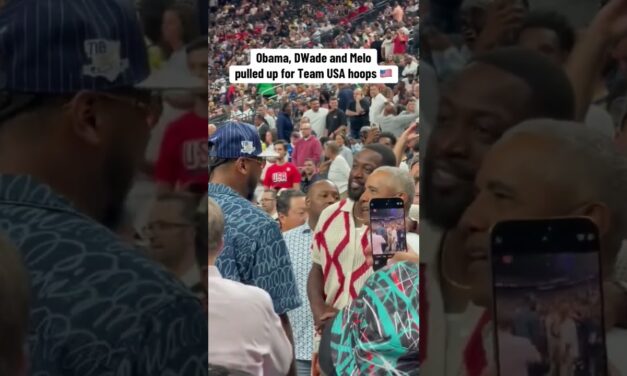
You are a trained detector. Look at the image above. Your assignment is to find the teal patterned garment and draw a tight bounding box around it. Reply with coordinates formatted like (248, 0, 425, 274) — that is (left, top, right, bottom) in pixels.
(330, 261, 420, 375)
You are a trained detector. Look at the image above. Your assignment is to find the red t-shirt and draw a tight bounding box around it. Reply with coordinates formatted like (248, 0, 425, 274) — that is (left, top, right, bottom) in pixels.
(393, 34, 408, 54)
(154, 112, 208, 192)
(263, 162, 302, 190)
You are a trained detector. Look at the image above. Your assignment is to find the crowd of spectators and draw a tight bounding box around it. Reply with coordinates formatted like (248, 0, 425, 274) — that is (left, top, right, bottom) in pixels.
(208, 0, 418, 124)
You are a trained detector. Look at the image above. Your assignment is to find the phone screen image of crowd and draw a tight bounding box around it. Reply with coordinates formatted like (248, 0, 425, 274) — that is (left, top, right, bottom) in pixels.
(492, 252, 606, 376)
(370, 207, 406, 255)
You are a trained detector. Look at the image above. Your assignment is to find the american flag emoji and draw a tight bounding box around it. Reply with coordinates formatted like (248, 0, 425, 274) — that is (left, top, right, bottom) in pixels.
(380, 69, 392, 78)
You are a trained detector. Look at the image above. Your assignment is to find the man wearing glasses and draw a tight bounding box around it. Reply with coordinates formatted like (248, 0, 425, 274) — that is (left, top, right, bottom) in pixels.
(209, 121, 301, 375)
(145, 192, 202, 289)
(0, 0, 206, 374)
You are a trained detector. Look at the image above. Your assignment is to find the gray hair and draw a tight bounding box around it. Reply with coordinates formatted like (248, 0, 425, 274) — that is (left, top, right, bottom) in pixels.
(373, 166, 416, 211)
(498, 119, 627, 251)
(207, 197, 225, 255)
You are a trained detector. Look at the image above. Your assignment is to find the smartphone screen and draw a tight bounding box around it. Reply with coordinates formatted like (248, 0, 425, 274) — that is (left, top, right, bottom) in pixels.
(490, 218, 607, 376)
(369, 198, 407, 271)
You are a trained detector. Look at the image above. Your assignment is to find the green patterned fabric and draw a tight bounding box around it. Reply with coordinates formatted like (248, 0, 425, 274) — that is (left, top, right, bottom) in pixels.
(330, 261, 420, 375)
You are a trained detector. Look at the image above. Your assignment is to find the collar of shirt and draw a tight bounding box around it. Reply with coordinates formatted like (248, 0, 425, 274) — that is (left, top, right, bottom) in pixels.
(207, 183, 240, 198)
(293, 222, 312, 234)
(0, 174, 81, 214)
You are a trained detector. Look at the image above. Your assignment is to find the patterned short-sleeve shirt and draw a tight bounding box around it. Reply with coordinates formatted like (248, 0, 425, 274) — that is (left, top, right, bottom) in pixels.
(0, 175, 207, 376)
(330, 261, 420, 375)
(209, 183, 301, 314)
(284, 223, 315, 361)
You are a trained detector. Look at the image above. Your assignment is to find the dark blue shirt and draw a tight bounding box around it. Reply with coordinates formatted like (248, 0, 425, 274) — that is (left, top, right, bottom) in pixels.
(276, 112, 294, 141)
(0, 175, 207, 376)
(208, 183, 301, 314)
(338, 87, 354, 113)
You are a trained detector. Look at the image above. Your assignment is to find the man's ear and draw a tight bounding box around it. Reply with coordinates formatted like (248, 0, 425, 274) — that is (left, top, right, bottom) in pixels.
(65, 91, 103, 146)
(234, 158, 249, 176)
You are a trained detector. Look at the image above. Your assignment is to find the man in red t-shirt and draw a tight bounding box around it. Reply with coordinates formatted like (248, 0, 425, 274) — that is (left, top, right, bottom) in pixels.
(263, 140, 301, 190)
(155, 38, 208, 195)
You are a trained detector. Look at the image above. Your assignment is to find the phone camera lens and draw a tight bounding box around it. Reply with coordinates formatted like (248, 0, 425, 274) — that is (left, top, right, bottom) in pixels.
(576, 234, 585, 242)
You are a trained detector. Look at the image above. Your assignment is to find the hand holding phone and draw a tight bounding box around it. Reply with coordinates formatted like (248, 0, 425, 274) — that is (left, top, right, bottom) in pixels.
(369, 198, 407, 271)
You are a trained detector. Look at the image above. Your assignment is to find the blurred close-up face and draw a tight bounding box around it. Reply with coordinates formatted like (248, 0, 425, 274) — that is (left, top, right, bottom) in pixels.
(348, 149, 383, 201)
(370, 85, 380, 97)
(422, 63, 533, 230)
(407, 100, 416, 113)
(308, 181, 340, 218)
(329, 99, 338, 110)
(304, 160, 316, 175)
(335, 134, 345, 146)
(517, 27, 565, 66)
(274, 143, 287, 160)
(162, 10, 183, 46)
(265, 131, 274, 145)
(146, 200, 194, 267)
(311, 100, 320, 111)
(260, 191, 276, 214)
(358, 170, 407, 224)
(300, 123, 312, 138)
(459, 134, 586, 306)
(280, 196, 308, 231)
(378, 137, 393, 148)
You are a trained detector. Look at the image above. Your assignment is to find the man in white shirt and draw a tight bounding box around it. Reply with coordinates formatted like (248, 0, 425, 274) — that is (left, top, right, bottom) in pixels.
(207, 197, 292, 375)
(303, 99, 329, 137)
(368, 85, 387, 126)
(495, 315, 542, 376)
(321, 141, 350, 197)
(402, 55, 418, 84)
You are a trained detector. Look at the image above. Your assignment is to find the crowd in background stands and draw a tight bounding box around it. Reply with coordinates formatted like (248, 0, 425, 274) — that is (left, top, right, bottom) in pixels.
(208, 0, 419, 123)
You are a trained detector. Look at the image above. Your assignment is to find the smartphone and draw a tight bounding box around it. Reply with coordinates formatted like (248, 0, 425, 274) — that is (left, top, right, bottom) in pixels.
(490, 218, 607, 376)
(369, 198, 407, 271)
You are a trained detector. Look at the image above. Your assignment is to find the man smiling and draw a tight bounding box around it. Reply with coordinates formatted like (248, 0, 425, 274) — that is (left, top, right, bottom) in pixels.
(458, 119, 627, 375)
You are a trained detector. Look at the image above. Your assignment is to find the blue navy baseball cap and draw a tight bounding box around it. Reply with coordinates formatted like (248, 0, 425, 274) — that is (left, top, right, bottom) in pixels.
(0, 0, 149, 94)
(208, 121, 263, 159)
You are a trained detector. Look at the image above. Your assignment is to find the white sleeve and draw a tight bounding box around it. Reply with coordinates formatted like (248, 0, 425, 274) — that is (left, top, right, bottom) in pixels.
(262, 293, 293, 375)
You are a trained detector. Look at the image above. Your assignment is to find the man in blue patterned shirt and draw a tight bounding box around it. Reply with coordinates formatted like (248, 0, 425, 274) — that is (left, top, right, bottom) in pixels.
(209, 121, 302, 374)
(0, 0, 207, 375)
(284, 180, 340, 376)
